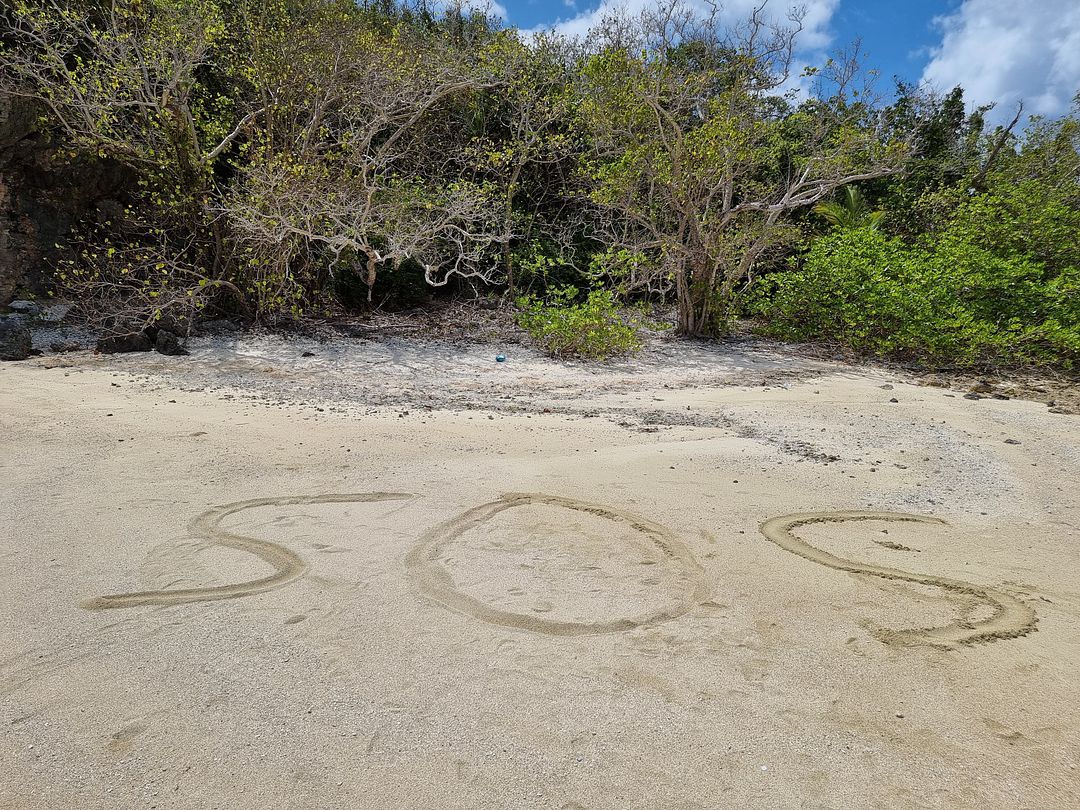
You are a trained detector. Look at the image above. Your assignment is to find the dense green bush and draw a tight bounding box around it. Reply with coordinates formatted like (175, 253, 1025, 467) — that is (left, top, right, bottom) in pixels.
(4, 0, 1078, 369)
(749, 228, 1080, 367)
(515, 287, 645, 359)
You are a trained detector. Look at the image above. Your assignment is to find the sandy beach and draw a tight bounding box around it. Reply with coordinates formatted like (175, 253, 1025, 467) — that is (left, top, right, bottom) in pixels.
(2, 334, 1078, 809)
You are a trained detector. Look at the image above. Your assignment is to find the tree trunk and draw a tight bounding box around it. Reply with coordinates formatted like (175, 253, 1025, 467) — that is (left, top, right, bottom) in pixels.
(675, 263, 718, 337)
(675, 266, 695, 335)
(365, 250, 378, 303)
(503, 241, 514, 298)
(503, 167, 522, 297)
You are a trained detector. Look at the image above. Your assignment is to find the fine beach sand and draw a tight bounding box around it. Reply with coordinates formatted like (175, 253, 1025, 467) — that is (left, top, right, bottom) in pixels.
(1, 334, 1078, 809)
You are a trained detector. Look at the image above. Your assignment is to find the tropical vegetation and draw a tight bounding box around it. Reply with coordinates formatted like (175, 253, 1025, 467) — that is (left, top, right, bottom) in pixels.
(1, 0, 1077, 367)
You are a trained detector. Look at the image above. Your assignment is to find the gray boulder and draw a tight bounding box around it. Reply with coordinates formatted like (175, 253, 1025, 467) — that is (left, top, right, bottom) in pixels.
(7, 299, 41, 316)
(39, 302, 73, 323)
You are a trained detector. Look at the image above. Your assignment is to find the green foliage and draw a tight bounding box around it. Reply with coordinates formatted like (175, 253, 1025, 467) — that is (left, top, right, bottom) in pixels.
(4, 0, 1078, 372)
(576, 28, 909, 335)
(872, 84, 987, 235)
(749, 228, 1079, 367)
(515, 287, 645, 360)
(510, 240, 579, 292)
(813, 186, 884, 231)
(753, 103, 1080, 370)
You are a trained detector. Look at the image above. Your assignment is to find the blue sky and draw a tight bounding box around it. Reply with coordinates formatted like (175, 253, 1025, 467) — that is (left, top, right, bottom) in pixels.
(826, 0, 961, 87)
(493, 0, 1080, 122)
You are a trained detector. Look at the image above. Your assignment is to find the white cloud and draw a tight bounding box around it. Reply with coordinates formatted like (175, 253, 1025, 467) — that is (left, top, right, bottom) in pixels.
(528, 0, 839, 54)
(434, 0, 508, 21)
(477, 0, 509, 20)
(922, 0, 1080, 121)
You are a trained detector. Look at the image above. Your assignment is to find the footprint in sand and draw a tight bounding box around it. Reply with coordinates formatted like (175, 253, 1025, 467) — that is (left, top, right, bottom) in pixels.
(106, 720, 148, 754)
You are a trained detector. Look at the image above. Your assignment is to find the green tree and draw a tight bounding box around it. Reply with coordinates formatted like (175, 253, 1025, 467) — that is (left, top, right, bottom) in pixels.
(471, 31, 582, 295)
(1, 0, 259, 272)
(813, 186, 884, 230)
(576, 1, 909, 335)
(751, 107, 1080, 367)
(224, 4, 507, 311)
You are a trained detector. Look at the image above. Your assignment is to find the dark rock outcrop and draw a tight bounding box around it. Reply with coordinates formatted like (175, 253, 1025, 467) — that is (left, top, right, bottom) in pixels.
(0, 314, 32, 360)
(96, 330, 153, 354)
(154, 329, 188, 356)
(96, 318, 188, 355)
(2, 96, 133, 305)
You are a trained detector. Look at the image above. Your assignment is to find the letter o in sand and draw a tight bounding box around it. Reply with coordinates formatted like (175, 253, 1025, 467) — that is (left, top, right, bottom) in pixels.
(407, 493, 709, 636)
